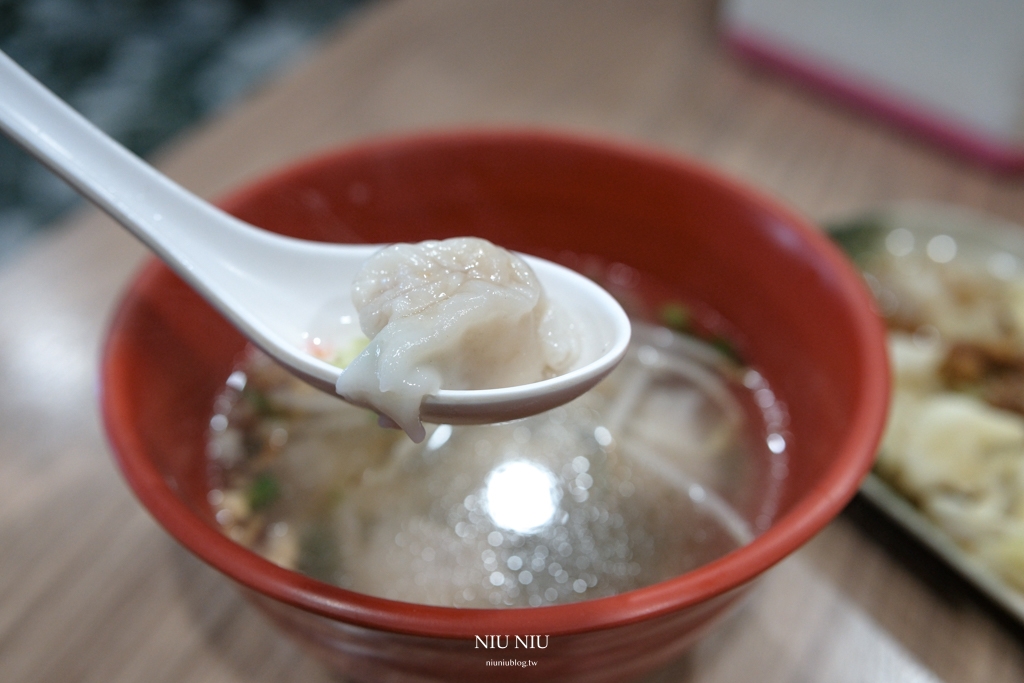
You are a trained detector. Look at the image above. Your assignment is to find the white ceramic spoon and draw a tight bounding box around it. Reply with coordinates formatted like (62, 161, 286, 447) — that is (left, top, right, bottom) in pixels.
(0, 50, 631, 426)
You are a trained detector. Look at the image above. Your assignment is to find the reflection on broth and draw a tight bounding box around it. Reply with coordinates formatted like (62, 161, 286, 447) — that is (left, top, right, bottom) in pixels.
(207, 319, 789, 608)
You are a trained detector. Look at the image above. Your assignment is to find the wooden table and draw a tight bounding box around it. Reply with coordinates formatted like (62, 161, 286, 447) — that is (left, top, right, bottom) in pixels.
(3, 1, 1024, 680)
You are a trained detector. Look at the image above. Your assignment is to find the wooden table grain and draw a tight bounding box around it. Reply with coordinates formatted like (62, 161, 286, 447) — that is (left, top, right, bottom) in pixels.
(3, 1, 1024, 681)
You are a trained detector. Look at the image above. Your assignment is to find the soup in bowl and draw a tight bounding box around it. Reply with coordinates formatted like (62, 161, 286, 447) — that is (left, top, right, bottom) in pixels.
(101, 130, 888, 682)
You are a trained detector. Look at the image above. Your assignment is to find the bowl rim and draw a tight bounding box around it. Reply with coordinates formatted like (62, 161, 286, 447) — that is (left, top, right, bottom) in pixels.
(101, 127, 889, 639)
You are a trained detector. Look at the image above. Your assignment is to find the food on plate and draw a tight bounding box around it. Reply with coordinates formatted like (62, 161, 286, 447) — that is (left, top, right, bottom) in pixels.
(207, 313, 788, 608)
(335, 237, 580, 441)
(832, 214, 1024, 589)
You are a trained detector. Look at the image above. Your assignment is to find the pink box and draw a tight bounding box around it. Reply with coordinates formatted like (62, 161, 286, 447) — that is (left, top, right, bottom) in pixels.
(722, 0, 1024, 172)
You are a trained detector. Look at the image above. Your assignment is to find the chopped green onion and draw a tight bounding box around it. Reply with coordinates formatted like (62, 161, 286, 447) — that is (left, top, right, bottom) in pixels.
(660, 302, 691, 332)
(826, 217, 884, 265)
(711, 336, 742, 364)
(332, 335, 371, 369)
(242, 387, 275, 416)
(248, 472, 280, 512)
(298, 521, 338, 582)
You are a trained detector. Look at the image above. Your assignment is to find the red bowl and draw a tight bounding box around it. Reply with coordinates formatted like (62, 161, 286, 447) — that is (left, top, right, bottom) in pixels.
(101, 130, 888, 682)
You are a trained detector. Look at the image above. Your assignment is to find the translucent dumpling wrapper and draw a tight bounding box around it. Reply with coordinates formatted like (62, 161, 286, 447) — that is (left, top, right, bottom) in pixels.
(335, 238, 580, 441)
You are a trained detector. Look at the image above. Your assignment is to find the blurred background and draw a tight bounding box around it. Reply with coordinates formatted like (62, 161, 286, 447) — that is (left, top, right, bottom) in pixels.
(5, 0, 1023, 267)
(0, 0, 369, 263)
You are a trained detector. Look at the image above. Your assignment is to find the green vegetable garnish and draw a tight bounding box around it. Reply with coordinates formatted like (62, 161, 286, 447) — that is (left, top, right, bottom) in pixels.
(242, 387, 275, 416)
(298, 521, 338, 582)
(248, 472, 280, 511)
(711, 336, 742, 364)
(331, 335, 371, 369)
(826, 216, 885, 265)
(660, 302, 692, 332)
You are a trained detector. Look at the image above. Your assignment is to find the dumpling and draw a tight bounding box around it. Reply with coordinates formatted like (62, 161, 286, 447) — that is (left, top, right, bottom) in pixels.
(335, 237, 579, 441)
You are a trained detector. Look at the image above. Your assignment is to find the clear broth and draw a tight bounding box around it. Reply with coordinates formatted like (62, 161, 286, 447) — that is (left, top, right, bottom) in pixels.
(207, 317, 788, 608)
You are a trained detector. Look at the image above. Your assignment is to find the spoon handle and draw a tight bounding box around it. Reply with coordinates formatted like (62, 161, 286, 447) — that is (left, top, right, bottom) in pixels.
(0, 49, 249, 271)
(0, 48, 345, 387)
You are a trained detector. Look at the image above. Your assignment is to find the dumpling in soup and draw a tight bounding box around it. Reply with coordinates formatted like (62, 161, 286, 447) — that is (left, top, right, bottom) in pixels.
(336, 237, 579, 441)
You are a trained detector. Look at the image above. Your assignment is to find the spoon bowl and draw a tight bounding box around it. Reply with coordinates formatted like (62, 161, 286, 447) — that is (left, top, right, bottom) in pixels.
(0, 50, 629, 425)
